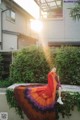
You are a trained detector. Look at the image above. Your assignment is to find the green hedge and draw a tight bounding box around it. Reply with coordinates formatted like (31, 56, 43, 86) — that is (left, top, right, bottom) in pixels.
(55, 47, 80, 85)
(0, 54, 3, 80)
(9, 46, 80, 85)
(6, 90, 24, 119)
(10, 46, 54, 84)
(0, 52, 12, 87)
(0, 79, 12, 88)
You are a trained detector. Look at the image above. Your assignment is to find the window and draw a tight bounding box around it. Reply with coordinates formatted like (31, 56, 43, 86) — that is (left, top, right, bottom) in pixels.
(11, 11, 16, 22)
(0, 0, 1, 4)
(34, 0, 63, 19)
(6, 10, 16, 22)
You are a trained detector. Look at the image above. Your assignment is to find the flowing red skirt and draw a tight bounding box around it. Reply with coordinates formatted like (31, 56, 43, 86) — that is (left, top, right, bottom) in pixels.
(14, 84, 57, 120)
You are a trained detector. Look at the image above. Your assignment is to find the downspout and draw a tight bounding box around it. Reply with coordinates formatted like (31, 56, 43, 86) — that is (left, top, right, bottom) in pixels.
(1, 9, 9, 50)
(0, 7, 3, 49)
(1, 10, 3, 50)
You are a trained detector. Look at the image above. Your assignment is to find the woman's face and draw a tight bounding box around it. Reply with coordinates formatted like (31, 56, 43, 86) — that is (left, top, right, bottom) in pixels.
(52, 67, 56, 72)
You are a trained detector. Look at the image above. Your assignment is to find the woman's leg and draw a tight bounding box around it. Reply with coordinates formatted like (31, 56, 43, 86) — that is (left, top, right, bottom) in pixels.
(57, 87, 63, 104)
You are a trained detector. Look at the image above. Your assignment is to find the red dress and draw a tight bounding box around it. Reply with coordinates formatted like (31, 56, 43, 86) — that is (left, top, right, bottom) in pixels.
(14, 71, 59, 120)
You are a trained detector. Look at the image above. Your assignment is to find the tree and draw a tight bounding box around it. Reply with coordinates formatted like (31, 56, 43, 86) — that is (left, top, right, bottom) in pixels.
(70, 0, 80, 20)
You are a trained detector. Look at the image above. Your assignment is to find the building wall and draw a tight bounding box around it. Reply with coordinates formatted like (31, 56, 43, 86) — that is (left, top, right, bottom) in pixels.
(0, 92, 28, 120)
(18, 36, 36, 49)
(63, 2, 80, 41)
(2, 0, 37, 39)
(39, 1, 80, 45)
(3, 33, 17, 51)
(3, 9, 29, 36)
(0, 0, 37, 51)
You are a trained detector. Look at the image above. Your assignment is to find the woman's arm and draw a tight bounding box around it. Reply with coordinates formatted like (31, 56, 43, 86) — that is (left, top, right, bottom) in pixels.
(57, 75, 61, 88)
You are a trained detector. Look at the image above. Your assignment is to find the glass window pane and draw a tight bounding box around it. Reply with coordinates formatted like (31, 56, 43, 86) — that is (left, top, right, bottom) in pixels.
(11, 11, 15, 22)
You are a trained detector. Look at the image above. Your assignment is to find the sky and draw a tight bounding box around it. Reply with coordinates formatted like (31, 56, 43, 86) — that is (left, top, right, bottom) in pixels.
(13, 0, 40, 18)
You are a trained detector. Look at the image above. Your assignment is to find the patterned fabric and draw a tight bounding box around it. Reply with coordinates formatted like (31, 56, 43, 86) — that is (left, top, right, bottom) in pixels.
(14, 71, 59, 120)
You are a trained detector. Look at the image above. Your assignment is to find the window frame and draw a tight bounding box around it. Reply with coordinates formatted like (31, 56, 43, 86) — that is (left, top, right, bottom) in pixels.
(6, 9, 16, 23)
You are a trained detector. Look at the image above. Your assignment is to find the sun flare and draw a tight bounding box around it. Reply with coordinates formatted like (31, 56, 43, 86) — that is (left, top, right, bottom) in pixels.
(30, 20, 43, 32)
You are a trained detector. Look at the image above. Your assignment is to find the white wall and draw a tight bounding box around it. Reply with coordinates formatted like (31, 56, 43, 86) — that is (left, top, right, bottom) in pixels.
(39, 1, 80, 45)
(0, 93, 28, 120)
(0, 1, 37, 51)
(63, 2, 80, 41)
(2, 5, 36, 38)
(3, 11, 29, 36)
(3, 33, 17, 51)
(59, 107, 80, 120)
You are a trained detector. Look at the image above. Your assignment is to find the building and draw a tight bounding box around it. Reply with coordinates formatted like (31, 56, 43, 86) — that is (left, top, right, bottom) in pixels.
(35, 0, 80, 47)
(0, 0, 80, 51)
(0, 0, 37, 51)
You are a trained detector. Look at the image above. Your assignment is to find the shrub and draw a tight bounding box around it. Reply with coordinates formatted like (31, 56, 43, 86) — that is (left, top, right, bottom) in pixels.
(0, 78, 12, 88)
(10, 46, 54, 83)
(55, 47, 80, 85)
(0, 54, 3, 80)
(9, 46, 80, 85)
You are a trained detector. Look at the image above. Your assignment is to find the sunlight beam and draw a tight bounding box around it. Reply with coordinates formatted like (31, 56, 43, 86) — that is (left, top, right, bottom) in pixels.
(30, 19, 43, 33)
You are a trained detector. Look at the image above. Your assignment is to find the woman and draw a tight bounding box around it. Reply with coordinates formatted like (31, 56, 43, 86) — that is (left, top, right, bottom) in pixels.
(52, 67, 63, 105)
(14, 67, 63, 120)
